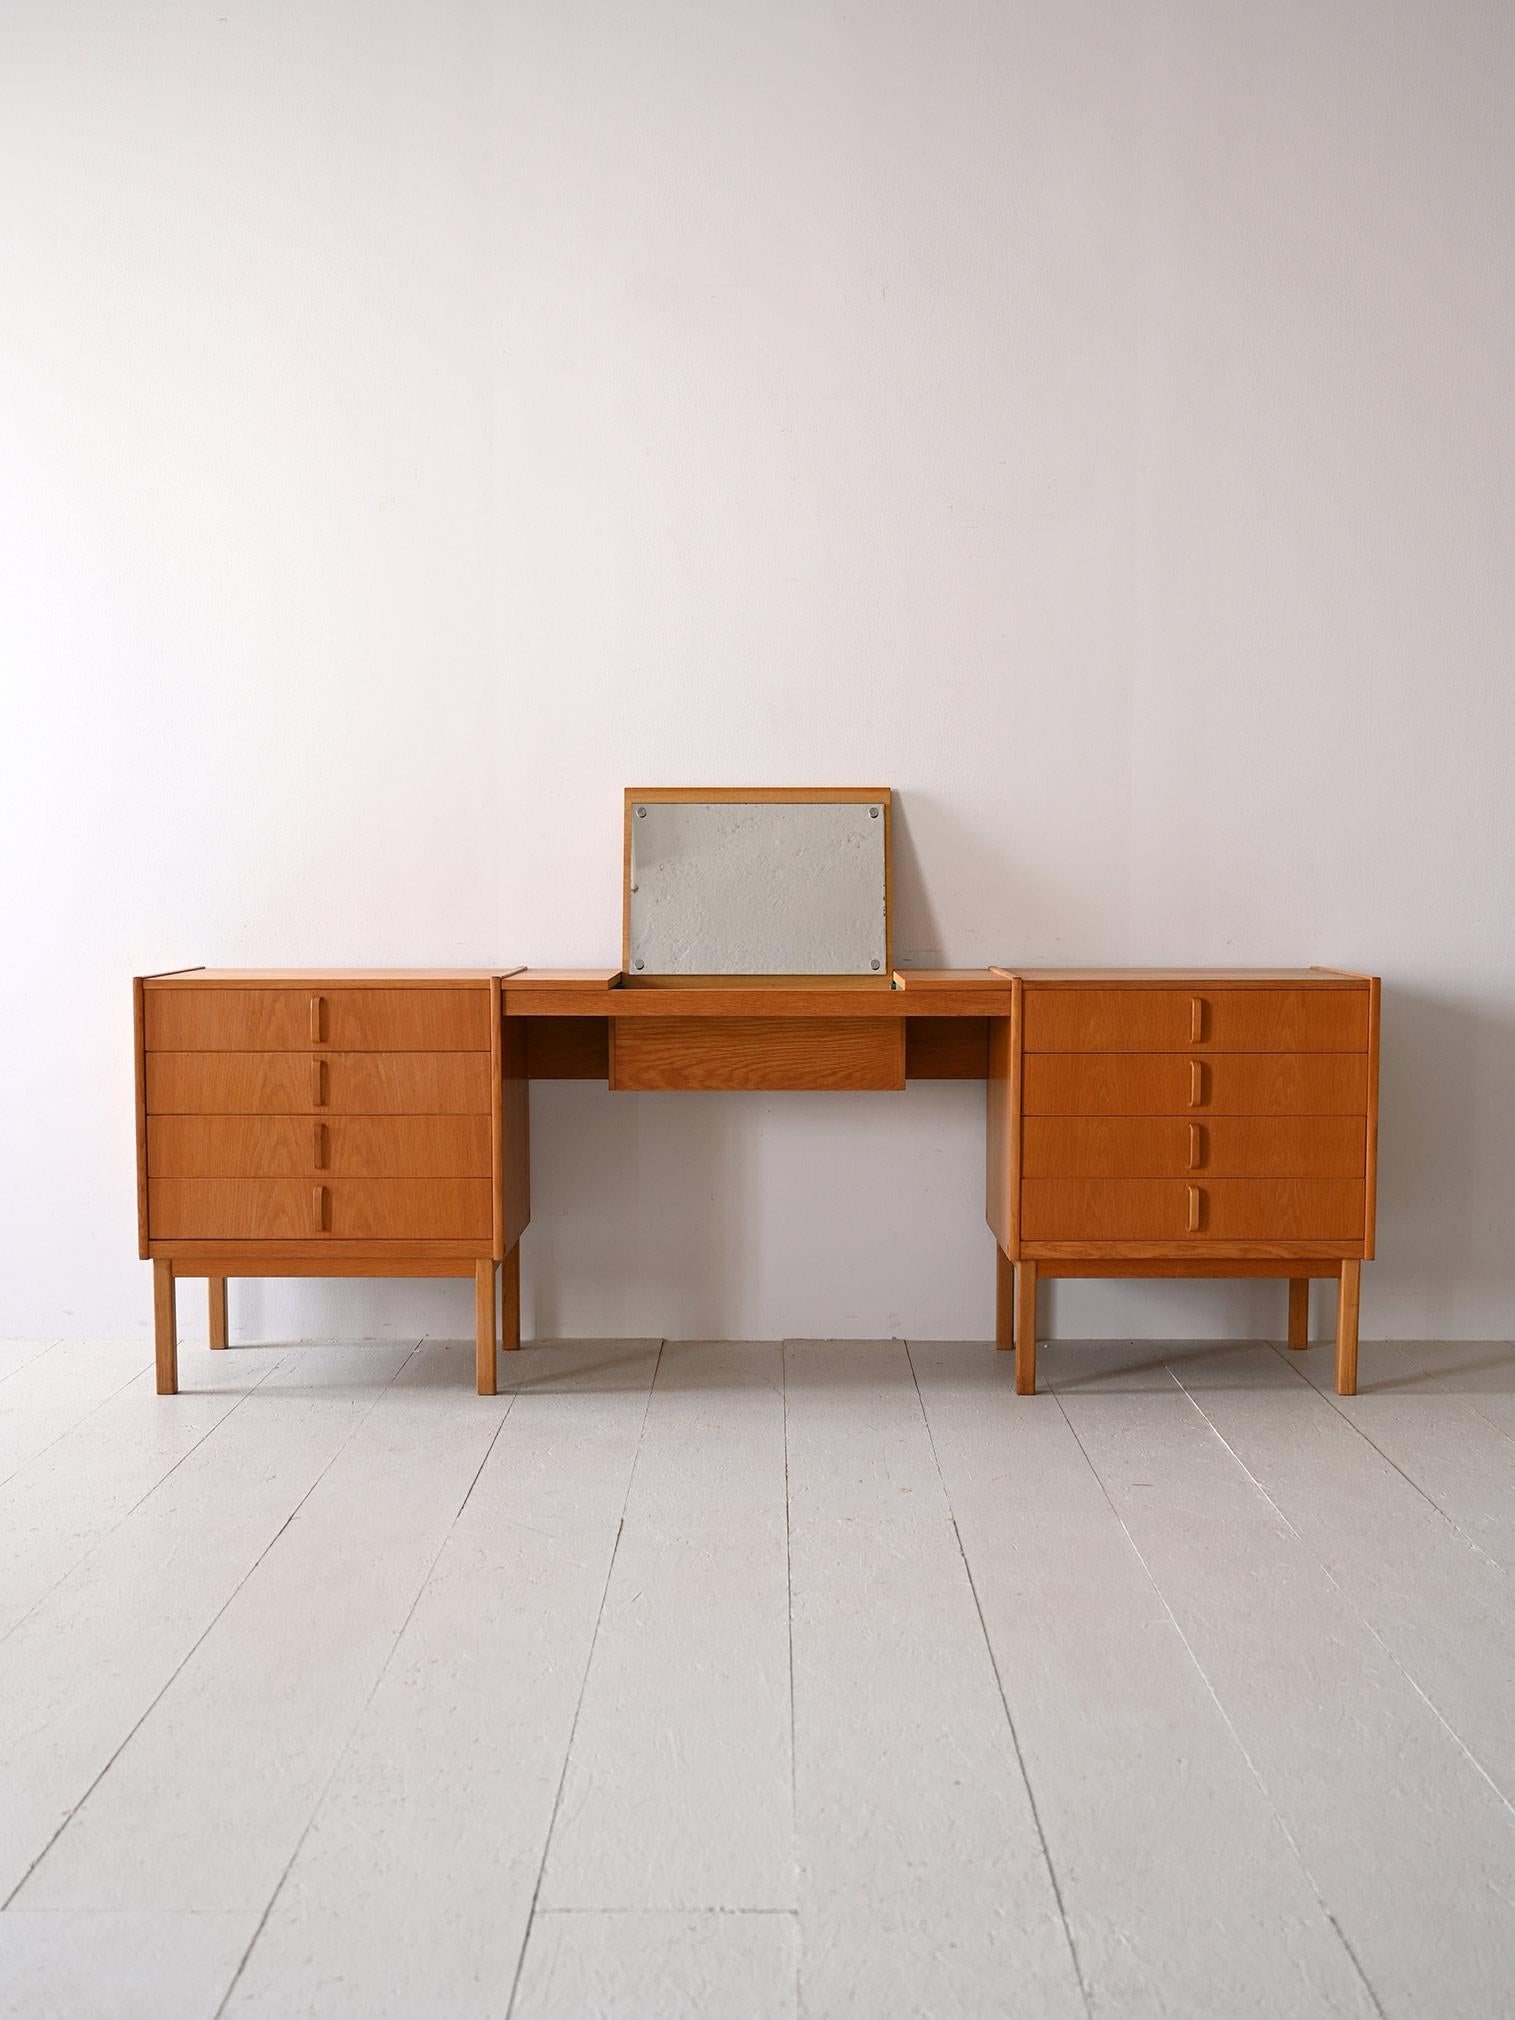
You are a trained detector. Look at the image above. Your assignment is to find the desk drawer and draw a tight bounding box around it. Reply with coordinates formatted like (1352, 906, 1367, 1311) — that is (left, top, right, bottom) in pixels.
(1022, 1115, 1366, 1179)
(610, 1017, 905, 1091)
(147, 1114, 491, 1177)
(1022, 1177, 1367, 1242)
(1023, 1053, 1368, 1117)
(1023, 987, 1367, 1053)
(145, 987, 488, 1051)
(149, 1177, 491, 1239)
(145, 1051, 491, 1115)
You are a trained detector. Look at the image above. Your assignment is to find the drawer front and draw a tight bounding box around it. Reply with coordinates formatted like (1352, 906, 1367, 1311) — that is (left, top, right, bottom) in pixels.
(1022, 1115, 1366, 1179)
(147, 1115, 491, 1177)
(149, 1177, 490, 1239)
(145, 1051, 491, 1115)
(1022, 987, 1368, 1054)
(611, 1017, 906, 1092)
(1022, 1177, 1367, 1242)
(1022, 1053, 1368, 1117)
(144, 987, 488, 1052)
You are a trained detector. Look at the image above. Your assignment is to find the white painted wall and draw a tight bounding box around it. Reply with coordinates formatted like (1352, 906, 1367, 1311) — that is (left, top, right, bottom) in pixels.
(4, 0, 1513, 1347)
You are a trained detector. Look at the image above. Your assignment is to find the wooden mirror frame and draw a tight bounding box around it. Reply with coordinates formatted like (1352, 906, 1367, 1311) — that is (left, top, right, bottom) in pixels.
(621, 786, 894, 986)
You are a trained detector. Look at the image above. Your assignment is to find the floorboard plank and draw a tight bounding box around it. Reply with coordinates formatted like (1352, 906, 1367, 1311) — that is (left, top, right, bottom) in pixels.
(1170, 1342, 1515, 1812)
(539, 1342, 793, 1912)
(0, 1341, 154, 1483)
(911, 1340, 1375, 2020)
(17, 1342, 499, 1914)
(0, 1909, 259, 2020)
(1288, 1340, 1515, 1573)
(0, 1346, 287, 1641)
(220, 1344, 660, 2020)
(513, 1911, 797, 2020)
(1048, 1341, 1515, 2020)
(785, 1340, 1084, 2020)
(0, 1343, 413, 1906)
(0, 1341, 62, 1387)
(1385, 1340, 1515, 1441)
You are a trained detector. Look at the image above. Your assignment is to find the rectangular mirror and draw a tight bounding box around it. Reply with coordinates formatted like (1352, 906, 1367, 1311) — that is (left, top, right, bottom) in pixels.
(624, 789, 891, 978)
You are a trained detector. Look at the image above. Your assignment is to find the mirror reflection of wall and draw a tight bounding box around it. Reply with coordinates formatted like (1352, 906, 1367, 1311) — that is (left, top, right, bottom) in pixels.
(626, 795, 890, 976)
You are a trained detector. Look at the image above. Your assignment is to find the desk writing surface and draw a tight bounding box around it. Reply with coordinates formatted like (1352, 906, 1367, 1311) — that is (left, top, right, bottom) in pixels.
(502, 976, 1009, 1018)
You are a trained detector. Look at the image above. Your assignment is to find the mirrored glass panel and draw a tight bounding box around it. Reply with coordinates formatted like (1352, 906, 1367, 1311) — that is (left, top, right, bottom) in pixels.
(627, 798, 888, 975)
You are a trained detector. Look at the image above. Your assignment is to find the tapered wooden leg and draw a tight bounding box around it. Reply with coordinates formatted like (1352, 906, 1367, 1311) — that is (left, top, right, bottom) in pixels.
(995, 1246, 1015, 1352)
(208, 1277, 229, 1350)
(1335, 1260, 1360, 1395)
(153, 1259, 178, 1395)
(475, 1259, 497, 1396)
(1015, 1260, 1038, 1396)
(1287, 1277, 1310, 1350)
(501, 1243, 521, 1352)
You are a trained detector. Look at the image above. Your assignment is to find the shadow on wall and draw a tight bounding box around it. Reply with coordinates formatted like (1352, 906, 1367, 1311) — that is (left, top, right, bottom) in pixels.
(525, 1082, 753, 1343)
(1370, 980, 1515, 1335)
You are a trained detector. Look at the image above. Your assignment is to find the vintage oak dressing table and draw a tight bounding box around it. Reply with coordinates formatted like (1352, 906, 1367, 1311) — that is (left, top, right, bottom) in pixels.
(135, 792, 1379, 1398)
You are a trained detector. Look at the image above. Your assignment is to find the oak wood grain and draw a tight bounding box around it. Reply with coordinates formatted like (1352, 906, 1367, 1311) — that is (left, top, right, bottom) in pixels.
(1022, 1178, 1367, 1242)
(1337, 1258, 1362, 1393)
(508, 984, 1005, 1019)
(993, 969, 1368, 986)
(905, 1018, 989, 1078)
(1038, 1259, 1344, 1278)
(1023, 1052, 1369, 1118)
(148, 1177, 491, 1241)
(1364, 977, 1381, 1260)
(134, 978, 149, 1259)
(475, 1259, 496, 1396)
(499, 1012, 530, 1255)
(1288, 1276, 1310, 1348)
(153, 1259, 176, 1395)
(144, 987, 490, 1052)
(1022, 986, 1369, 1054)
(524, 1018, 610, 1079)
(1022, 1115, 1366, 1179)
(145, 969, 511, 985)
(149, 1243, 480, 1276)
(146, 1115, 492, 1176)
(610, 1016, 906, 1092)
(1015, 1260, 1038, 1394)
(145, 1051, 491, 1115)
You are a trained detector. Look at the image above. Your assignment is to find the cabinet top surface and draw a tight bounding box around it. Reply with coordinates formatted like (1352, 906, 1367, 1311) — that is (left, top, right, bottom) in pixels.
(993, 968, 1373, 987)
(140, 965, 1374, 992)
(142, 969, 517, 987)
(501, 969, 624, 990)
(503, 972, 1004, 1017)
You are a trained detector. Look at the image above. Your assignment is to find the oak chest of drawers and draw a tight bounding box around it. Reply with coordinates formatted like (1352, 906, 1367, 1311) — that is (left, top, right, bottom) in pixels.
(987, 970, 1380, 1396)
(135, 969, 529, 1395)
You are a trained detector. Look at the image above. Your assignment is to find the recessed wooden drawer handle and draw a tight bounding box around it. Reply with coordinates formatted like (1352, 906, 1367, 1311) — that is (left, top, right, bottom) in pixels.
(1186, 1183, 1202, 1233)
(313, 1122, 327, 1170)
(1189, 995, 1205, 1043)
(310, 995, 325, 1044)
(312, 1184, 328, 1234)
(311, 1059, 327, 1108)
(1188, 1123, 1203, 1171)
(1188, 1059, 1205, 1108)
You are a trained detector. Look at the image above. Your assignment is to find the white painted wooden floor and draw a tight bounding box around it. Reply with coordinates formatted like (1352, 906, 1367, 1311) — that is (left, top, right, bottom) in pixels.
(3, 1333, 1515, 2019)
